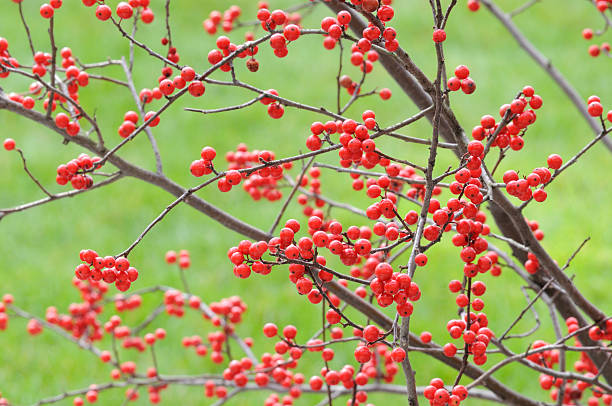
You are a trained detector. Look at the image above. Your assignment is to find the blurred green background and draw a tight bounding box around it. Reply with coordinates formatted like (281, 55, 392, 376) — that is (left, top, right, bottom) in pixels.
(0, 0, 610, 405)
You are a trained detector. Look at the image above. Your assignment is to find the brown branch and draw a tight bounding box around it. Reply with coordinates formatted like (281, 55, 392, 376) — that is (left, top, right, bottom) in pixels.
(509, 0, 542, 17)
(184, 96, 263, 115)
(0, 172, 123, 220)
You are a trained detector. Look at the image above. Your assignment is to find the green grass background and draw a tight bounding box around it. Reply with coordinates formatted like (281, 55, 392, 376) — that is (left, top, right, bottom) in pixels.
(0, 0, 610, 405)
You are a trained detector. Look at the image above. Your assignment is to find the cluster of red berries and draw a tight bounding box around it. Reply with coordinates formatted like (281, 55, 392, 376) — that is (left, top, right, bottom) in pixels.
(525, 217, 545, 241)
(121, 333, 149, 353)
(164, 45, 180, 64)
(229, 214, 420, 314)
(365, 191, 404, 224)
(219, 144, 290, 201)
(113, 293, 142, 312)
(582, 28, 611, 58)
(75, 249, 139, 292)
(39, 48, 92, 135)
(155, 65, 205, 99)
(0, 36, 19, 79)
(218, 354, 256, 388)
(582, 28, 611, 57)
(331, 1, 395, 52)
(423, 378, 470, 405)
(449, 210, 492, 269)
(206, 332, 232, 365)
(471, 86, 543, 151)
(354, 324, 405, 365)
(228, 238, 271, 279)
(178, 295, 250, 365)
(204, 381, 229, 400)
(39, 0, 63, 19)
(0, 295, 11, 331)
(53, 110, 81, 137)
(587, 318, 612, 342)
(586, 95, 612, 122)
(352, 341, 403, 387)
(260, 323, 375, 399)
(71, 386, 104, 405)
(295, 167, 326, 208)
(535, 317, 612, 406)
(45, 279, 108, 341)
(338, 113, 383, 168)
(207, 34, 258, 73)
(202, 6, 242, 35)
(139, 87, 163, 104)
(207, 295, 249, 328)
(447, 65, 476, 95)
(61, 49, 89, 90)
(258, 10, 301, 58)
(55, 153, 99, 190)
(503, 164, 553, 202)
(99, 319, 131, 345)
(369, 262, 421, 314)
(442, 310, 494, 364)
(583, 0, 612, 56)
(84, 0, 155, 24)
(254, 88, 283, 119)
(308, 111, 380, 164)
(165, 249, 191, 269)
(3, 46, 85, 135)
(181, 334, 211, 358)
(189, 146, 217, 177)
(117, 111, 140, 138)
(163, 289, 190, 318)
(257, 3, 302, 34)
(339, 75, 390, 101)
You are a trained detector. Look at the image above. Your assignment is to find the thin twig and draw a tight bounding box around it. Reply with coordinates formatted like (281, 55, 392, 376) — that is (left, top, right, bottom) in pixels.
(15, 148, 54, 198)
(18, 1, 35, 56)
(269, 156, 315, 234)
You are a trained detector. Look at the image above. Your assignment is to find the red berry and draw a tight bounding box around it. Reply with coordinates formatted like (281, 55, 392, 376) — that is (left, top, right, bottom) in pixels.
(40, 4, 54, 18)
(96, 5, 112, 21)
(379, 88, 391, 100)
(547, 154, 562, 170)
(455, 65, 469, 79)
(390, 347, 406, 362)
(432, 29, 446, 43)
(263, 323, 277, 337)
(116, 2, 134, 19)
(587, 101, 603, 117)
(283, 24, 301, 41)
(188, 81, 206, 97)
(415, 253, 428, 267)
(3, 138, 16, 151)
(447, 77, 461, 91)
